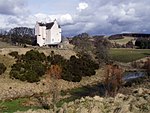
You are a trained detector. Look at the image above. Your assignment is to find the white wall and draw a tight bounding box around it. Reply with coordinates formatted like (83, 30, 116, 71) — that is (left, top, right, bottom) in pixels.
(36, 23, 46, 46)
(45, 29, 51, 45)
(50, 21, 62, 45)
(35, 20, 62, 46)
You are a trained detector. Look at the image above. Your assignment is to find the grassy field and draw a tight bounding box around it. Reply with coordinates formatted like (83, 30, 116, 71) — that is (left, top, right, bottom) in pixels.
(0, 40, 13, 48)
(110, 48, 150, 63)
(0, 98, 40, 113)
(109, 36, 135, 45)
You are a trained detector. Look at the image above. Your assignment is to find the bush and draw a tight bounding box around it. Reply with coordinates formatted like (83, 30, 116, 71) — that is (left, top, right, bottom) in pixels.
(47, 54, 66, 66)
(10, 61, 46, 82)
(10, 49, 99, 83)
(0, 63, 6, 75)
(61, 54, 99, 82)
(23, 50, 46, 62)
(143, 58, 150, 76)
(23, 70, 40, 83)
(8, 51, 19, 59)
(10, 50, 47, 83)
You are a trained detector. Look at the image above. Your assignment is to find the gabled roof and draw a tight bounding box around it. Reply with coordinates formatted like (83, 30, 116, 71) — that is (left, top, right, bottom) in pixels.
(46, 22, 54, 29)
(38, 20, 61, 30)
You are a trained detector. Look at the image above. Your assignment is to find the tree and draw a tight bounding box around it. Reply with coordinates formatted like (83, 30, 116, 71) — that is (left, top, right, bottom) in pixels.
(71, 33, 94, 54)
(8, 27, 35, 45)
(135, 38, 150, 49)
(126, 40, 134, 48)
(94, 38, 110, 64)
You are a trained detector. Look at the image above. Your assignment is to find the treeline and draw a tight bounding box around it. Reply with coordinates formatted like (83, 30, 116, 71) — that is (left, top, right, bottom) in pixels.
(70, 33, 111, 63)
(0, 27, 36, 46)
(9, 50, 99, 83)
(108, 34, 124, 40)
(108, 33, 150, 40)
(135, 38, 150, 49)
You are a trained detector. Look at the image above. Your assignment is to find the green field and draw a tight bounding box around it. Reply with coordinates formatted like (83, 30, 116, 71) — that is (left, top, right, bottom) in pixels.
(0, 98, 41, 113)
(110, 48, 150, 63)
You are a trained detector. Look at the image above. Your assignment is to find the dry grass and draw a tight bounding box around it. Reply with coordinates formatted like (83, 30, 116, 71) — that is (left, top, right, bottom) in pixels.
(0, 41, 13, 48)
(109, 36, 135, 45)
(0, 54, 15, 77)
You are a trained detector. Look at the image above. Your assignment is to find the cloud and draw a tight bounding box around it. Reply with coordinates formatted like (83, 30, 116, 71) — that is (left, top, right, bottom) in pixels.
(77, 2, 88, 11)
(59, 14, 73, 25)
(34, 13, 73, 25)
(0, 0, 150, 36)
(0, 0, 28, 15)
(71, 0, 150, 35)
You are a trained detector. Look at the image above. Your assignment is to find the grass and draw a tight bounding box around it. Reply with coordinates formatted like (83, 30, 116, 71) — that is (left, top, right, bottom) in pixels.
(0, 54, 15, 76)
(0, 40, 12, 48)
(110, 48, 150, 63)
(0, 98, 40, 113)
(0, 55, 14, 67)
(58, 87, 89, 107)
(109, 36, 135, 45)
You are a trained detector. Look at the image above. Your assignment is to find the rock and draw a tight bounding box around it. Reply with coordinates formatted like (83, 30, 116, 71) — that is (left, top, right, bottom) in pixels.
(80, 97, 85, 102)
(79, 107, 88, 113)
(119, 105, 132, 113)
(62, 102, 68, 111)
(68, 101, 74, 107)
(91, 106, 100, 113)
(85, 96, 93, 101)
(138, 88, 144, 95)
(93, 96, 103, 101)
(58, 108, 64, 113)
(114, 93, 126, 103)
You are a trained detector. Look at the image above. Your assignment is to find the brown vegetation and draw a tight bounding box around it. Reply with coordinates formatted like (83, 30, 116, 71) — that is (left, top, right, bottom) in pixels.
(104, 63, 124, 96)
(47, 64, 62, 79)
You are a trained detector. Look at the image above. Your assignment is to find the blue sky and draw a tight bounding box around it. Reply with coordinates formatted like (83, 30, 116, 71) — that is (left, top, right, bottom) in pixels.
(0, 0, 150, 36)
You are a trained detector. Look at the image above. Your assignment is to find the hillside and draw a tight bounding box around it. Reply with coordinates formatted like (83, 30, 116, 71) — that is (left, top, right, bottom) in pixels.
(109, 36, 135, 45)
(15, 87, 150, 113)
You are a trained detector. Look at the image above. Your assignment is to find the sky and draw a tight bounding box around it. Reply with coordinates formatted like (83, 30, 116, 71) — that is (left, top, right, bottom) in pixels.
(0, 0, 150, 36)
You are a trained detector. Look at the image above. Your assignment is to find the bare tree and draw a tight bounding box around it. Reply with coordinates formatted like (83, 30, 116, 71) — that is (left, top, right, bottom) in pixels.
(94, 38, 111, 64)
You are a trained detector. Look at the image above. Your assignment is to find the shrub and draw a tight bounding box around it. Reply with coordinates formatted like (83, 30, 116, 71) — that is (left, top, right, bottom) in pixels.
(24, 61, 46, 77)
(23, 70, 40, 83)
(47, 64, 62, 79)
(143, 58, 150, 75)
(0, 63, 6, 75)
(104, 64, 123, 96)
(47, 54, 67, 66)
(10, 61, 46, 82)
(10, 50, 47, 83)
(8, 51, 19, 59)
(61, 54, 99, 82)
(23, 50, 46, 62)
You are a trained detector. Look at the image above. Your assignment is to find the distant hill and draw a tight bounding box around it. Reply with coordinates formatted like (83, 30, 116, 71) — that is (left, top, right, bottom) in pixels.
(109, 33, 150, 40)
(107, 33, 150, 46)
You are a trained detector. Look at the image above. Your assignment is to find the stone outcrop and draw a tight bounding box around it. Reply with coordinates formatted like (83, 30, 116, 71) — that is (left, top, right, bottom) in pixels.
(15, 88, 150, 113)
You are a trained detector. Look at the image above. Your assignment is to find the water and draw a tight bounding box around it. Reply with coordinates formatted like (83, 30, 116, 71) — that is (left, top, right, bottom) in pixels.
(122, 71, 146, 81)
